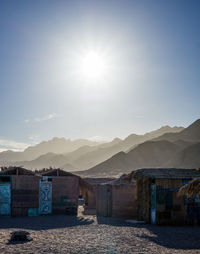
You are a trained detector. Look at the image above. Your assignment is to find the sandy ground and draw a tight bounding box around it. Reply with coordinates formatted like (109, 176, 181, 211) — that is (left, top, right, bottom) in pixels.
(0, 213, 200, 254)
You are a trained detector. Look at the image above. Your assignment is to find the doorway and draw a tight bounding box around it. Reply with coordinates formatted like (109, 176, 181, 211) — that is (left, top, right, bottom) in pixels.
(39, 177, 52, 215)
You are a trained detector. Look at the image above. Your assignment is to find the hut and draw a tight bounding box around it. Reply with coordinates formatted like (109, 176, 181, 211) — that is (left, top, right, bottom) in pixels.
(41, 168, 92, 215)
(179, 178, 200, 198)
(0, 167, 39, 216)
(82, 177, 116, 215)
(133, 168, 200, 225)
(96, 175, 137, 219)
(0, 167, 93, 216)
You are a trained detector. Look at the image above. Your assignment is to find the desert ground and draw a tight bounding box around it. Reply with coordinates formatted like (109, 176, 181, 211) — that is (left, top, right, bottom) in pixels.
(0, 213, 200, 254)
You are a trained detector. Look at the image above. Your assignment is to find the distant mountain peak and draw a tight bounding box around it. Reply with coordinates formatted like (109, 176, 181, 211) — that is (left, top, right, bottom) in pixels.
(188, 119, 200, 128)
(112, 137, 122, 143)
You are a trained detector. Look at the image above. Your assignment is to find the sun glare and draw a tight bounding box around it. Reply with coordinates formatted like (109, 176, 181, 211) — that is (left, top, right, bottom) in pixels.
(80, 51, 107, 80)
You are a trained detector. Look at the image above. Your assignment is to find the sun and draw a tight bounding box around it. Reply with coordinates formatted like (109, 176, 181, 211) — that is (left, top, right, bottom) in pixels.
(80, 51, 107, 80)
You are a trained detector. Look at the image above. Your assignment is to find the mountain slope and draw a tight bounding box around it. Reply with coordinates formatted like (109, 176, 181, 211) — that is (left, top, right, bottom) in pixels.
(166, 142, 200, 168)
(16, 152, 76, 170)
(70, 125, 184, 170)
(0, 137, 100, 165)
(0, 123, 185, 170)
(78, 140, 180, 177)
(154, 119, 200, 143)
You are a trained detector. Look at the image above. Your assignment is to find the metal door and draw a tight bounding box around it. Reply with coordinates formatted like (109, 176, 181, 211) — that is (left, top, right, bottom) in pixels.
(151, 184, 156, 224)
(39, 180, 52, 215)
(0, 183, 11, 216)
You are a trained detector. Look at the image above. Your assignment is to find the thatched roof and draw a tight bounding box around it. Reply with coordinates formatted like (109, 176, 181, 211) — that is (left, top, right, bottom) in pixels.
(0, 167, 34, 175)
(178, 178, 200, 198)
(133, 168, 200, 179)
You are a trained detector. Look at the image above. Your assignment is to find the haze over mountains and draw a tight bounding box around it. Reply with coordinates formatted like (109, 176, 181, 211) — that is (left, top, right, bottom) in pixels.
(0, 124, 183, 173)
(79, 119, 200, 177)
(1, 119, 200, 177)
(0, 138, 99, 163)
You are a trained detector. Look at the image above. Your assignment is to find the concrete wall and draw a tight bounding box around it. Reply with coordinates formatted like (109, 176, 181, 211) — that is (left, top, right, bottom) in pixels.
(112, 185, 137, 219)
(52, 176, 79, 215)
(11, 175, 40, 216)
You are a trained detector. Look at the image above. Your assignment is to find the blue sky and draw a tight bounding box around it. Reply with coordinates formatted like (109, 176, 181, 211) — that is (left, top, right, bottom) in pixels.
(0, 0, 200, 151)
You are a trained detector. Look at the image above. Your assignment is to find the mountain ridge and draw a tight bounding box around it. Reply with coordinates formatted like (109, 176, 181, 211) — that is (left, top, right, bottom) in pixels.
(76, 119, 200, 177)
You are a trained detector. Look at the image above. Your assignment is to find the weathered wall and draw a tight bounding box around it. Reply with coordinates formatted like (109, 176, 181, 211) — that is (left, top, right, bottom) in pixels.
(96, 184, 136, 219)
(155, 178, 192, 225)
(81, 186, 96, 215)
(11, 175, 40, 216)
(112, 184, 137, 219)
(136, 177, 200, 225)
(52, 176, 79, 215)
(136, 178, 151, 222)
(80, 183, 96, 209)
(96, 184, 112, 217)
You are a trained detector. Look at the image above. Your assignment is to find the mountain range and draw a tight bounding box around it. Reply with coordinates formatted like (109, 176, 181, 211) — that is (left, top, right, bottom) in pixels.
(0, 124, 184, 173)
(77, 119, 200, 177)
(1, 119, 200, 178)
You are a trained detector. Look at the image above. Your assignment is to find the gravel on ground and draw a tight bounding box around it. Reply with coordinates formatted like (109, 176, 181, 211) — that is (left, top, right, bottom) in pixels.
(0, 215, 200, 254)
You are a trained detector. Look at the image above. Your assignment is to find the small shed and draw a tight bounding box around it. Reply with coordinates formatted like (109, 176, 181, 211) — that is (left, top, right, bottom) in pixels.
(82, 177, 116, 214)
(96, 175, 137, 219)
(0, 167, 39, 216)
(133, 168, 200, 225)
(0, 167, 93, 216)
(41, 169, 81, 215)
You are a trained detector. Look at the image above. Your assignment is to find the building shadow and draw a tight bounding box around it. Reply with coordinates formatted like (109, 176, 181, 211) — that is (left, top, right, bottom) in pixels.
(0, 215, 94, 231)
(97, 216, 200, 250)
(136, 224, 200, 250)
(96, 216, 136, 227)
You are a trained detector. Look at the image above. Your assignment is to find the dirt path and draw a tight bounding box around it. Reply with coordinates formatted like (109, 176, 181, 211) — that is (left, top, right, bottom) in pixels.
(0, 215, 200, 253)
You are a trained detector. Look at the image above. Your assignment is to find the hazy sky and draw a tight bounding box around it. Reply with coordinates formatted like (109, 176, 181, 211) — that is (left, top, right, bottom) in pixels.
(0, 0, 200, 151)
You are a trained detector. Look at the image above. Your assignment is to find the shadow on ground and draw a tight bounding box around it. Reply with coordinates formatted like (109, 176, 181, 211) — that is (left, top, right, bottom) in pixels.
(0, 215, 94, 230)
(97, 216, 200, 250)
(1, 215, 200, 250)
(97, 216, 129, 226)
(135, 224, 200, 250)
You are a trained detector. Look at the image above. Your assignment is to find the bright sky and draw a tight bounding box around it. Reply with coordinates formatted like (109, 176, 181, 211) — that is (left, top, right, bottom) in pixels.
(0, 0, 200, 151)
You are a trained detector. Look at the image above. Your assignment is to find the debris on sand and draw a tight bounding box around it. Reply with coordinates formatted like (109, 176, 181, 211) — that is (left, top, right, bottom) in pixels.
(9, 231, 33, 242)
